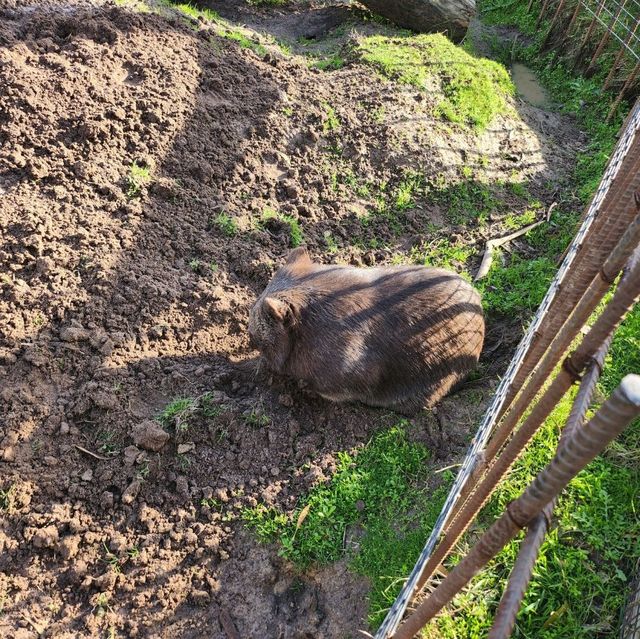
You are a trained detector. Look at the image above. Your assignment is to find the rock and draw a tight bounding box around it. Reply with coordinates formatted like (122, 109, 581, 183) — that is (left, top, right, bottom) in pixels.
(177, 443, 195, 455)
(32, 525, 59, 549)
(132, 420, 170, 452)
(59, 422, 70, 435)
(278, 393, 293, 407)
(58, 535, 81, 561)
(122, 480, 142, 505)
(123, 445, 141, 466)
(81, 469, 93, 482)
(59, 326, 90, 342)
(359, 0, 474, 41)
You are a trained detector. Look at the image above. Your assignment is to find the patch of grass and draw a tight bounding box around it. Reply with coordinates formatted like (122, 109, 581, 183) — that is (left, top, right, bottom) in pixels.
(260, 208, 304, 247)
(394, 170, 423, 211)
(478, 0, 624, 203)
(503, 207, 537, 230)
(356, 33, 514, 130)
(163, 1, 268, 55)
(407, 238, 475, 272)
(0, 485, 16, 513)
(431, 301, 640, 637)
(243, 408, 271, 429)
(96, 429, 120, 457)
(431, 176, 499, 226)
(478, 254, 557, 317)
(213, 212, 238, 237)
(244, 426, 451, 626)
(159, 397, 197, 433)
(126, 161, 151, 198)
(313, 55, 345, 71)
(322, 102, 341, 133)
(323, 230, 339, 254)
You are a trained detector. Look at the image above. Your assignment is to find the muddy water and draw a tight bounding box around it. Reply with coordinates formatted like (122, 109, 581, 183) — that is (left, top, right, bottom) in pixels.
(511, 63, 551, 108)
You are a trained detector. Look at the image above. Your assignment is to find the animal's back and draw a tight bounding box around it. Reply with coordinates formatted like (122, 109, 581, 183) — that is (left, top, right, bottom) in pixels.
(261, 255, 484, 413)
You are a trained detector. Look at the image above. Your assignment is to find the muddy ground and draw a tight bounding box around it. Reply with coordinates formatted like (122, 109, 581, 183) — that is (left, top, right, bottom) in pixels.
(0, 1, 585, 637)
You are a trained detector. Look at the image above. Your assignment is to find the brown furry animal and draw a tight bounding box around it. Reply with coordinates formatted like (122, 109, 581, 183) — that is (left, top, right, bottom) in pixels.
(248, 247, 485, 413)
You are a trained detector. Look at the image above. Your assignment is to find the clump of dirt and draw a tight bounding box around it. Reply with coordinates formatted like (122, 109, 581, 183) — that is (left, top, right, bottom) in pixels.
(0, 1, 584, 637)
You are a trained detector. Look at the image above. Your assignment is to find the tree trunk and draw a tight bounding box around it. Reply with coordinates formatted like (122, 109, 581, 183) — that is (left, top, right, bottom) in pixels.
(360, 0, 476, 42)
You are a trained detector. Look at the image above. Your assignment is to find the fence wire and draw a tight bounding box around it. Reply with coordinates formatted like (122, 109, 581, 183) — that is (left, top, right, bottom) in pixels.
(374, 98, 640, 639)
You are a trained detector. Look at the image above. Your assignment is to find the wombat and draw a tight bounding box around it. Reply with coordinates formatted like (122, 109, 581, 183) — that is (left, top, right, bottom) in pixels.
(248, 247, 485, 413)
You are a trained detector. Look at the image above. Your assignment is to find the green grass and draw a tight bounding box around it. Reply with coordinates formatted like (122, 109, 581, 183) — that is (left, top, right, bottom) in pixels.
(159, 397, 196, 433)
(478, 254, 557, 317)
(244, 426, 452, 625)
(430, 176, 500, 226)
(246, 0, 287, 5)
(313, 55, 345, 71)
(322, 102, 341, 133)
(159, 392, 224, 434)
(126, 161, 151, 198)
(260, 208, 304, 247)
(355, 33, 514, 130)
(162, 1, 268, 55)
(212, 212, 238, 237)
(406, 238, 476, 272)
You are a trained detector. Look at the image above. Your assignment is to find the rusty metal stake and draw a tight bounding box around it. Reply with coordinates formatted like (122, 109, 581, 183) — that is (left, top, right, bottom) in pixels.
(604, 20, 640, 91)
(393, 375, 640, 639)
(608, 61, 640, 123)
(487, 326, 615, 639)
(401, 252, 640, 600)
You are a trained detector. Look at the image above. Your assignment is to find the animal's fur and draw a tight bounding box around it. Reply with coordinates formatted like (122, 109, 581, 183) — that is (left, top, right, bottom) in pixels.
(248, 247, 485, 413)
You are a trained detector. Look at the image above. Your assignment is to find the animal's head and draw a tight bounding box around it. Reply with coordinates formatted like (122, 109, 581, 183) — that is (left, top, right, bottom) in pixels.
(248, 247, 311, 372)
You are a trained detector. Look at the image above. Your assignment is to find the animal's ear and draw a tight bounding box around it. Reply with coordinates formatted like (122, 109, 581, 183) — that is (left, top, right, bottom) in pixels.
(264, 296, 300, 327)
(263, 297, 290, 323)
(285, 246, 311, 266)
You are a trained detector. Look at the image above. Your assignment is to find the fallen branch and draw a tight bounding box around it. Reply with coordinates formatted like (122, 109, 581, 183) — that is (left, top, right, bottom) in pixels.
(474, 203, 556, 281)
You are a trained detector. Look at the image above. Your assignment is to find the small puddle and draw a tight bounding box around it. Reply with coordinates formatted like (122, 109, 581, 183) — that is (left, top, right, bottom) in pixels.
(511, 63, 551, 108)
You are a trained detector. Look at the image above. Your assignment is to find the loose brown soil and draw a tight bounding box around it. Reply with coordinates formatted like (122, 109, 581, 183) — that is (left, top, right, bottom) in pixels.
(0, 2, 585, 637)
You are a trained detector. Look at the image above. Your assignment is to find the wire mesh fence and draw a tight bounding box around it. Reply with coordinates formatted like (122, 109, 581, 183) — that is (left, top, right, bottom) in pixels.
(534, 0, 640, 117)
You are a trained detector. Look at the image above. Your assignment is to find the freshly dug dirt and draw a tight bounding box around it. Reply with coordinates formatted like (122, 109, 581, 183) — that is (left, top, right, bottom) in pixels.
(0, 1, 584, 637)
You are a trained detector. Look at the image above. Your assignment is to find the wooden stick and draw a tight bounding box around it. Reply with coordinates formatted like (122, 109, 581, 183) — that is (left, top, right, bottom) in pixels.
(73, 444, 109, 461)
(474, 204, 555, 282)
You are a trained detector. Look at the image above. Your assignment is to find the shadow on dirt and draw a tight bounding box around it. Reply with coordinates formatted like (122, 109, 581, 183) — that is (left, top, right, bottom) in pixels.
(0, 2, 583, 637)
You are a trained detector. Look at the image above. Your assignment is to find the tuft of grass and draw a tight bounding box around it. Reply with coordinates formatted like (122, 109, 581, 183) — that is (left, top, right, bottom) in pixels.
(159, 397, 197, 433)
(96, 429, 120, 457)
(313, 55, 345, 71)
(394, 171, 423, 211)
(213, 212, 238, 237)
(244, 426, 451, 626)
(322, 102, 341, 133)
(243, 408, 271, 429)
(126, 161, 151, 198)
(260, 208, 304, 247)
(0, 485, 16, 513)
(356, 33, 514, 130)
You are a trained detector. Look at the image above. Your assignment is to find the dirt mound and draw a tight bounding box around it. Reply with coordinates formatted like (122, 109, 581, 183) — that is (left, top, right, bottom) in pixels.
(0, 1, 582, 637)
